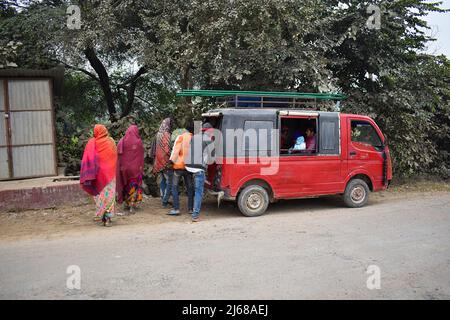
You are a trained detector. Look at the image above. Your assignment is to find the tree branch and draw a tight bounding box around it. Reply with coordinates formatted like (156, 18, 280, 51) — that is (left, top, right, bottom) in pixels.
(118, 66, 148, 88)
(116, 66, 148, 118)
(134, 94, 153, 106)
(56, 60, 99, 82)
(119, 76, 141, 118)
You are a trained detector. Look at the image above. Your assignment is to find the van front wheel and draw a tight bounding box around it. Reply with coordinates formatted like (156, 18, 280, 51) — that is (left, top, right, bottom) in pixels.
(343, 179, 370, 208)
(237, 185, 269, 217)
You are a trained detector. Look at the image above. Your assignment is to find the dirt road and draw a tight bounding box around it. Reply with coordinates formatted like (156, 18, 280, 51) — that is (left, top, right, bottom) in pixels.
(0, 188, 449, 299)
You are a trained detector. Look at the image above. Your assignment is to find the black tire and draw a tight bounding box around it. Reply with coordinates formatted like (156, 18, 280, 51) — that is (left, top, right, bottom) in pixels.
(237, 185, 270, 217)
(343, 178, 370, 208)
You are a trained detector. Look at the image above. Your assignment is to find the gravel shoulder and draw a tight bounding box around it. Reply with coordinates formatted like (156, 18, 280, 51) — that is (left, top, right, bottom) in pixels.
(0, 181, 449, 242)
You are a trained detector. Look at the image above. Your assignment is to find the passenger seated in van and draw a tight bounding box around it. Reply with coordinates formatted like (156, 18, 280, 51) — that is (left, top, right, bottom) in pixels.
(280, 126, 290, 149)
(305, 127, 317, 152)
(288, 136, 306, 154)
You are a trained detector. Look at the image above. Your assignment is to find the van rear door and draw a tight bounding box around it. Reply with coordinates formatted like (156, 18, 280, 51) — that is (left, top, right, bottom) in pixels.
(202, 112, 223, 190)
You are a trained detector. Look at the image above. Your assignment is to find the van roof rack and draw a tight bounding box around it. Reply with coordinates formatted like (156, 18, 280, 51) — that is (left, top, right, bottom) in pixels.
(176, 89, 346, 109)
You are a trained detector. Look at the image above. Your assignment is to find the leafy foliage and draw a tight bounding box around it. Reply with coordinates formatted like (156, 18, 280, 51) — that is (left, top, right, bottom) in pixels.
(1, 0, 449, 179)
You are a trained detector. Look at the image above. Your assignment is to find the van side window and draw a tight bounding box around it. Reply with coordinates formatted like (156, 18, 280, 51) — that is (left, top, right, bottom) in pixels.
(243, 120, 273, 152)
(280, 117, 317, 155)
(351, 121, 383, 150)
(203, 116, 222, 130)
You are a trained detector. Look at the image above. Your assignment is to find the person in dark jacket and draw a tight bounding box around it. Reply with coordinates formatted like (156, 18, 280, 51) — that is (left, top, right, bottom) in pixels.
(185, 122, 214, 222)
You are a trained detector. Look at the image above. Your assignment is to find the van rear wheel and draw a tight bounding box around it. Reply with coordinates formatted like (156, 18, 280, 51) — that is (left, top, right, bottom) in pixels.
(343, 179, 370, 208)
(237, 185, 269, 217)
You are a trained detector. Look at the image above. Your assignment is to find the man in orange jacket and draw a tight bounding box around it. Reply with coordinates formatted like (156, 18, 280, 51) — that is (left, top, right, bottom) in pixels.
(167, 123, 194, 215)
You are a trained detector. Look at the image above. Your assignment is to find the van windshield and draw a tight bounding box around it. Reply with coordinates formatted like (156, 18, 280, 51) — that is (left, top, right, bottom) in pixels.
(351, 121, 383, 149)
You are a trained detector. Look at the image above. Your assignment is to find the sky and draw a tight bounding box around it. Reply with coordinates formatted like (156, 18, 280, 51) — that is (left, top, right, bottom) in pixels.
(423, 0, 450, 57)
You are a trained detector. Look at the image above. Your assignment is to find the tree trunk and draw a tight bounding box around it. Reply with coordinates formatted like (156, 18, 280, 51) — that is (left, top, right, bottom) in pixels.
(84, 46, 117, 122)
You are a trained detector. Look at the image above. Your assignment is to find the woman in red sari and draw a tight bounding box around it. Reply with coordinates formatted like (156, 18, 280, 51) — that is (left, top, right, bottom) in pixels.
(80, 124, 117, 226)
(116, 125, 145, 213)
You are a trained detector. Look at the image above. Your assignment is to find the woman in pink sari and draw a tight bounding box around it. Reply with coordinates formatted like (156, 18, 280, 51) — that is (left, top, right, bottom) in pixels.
(80, 125, 117, 226)
(116, 125, 145, 213)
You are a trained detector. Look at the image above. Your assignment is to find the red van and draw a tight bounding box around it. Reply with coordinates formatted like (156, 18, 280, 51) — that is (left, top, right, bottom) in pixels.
(178, 90, 393, 216)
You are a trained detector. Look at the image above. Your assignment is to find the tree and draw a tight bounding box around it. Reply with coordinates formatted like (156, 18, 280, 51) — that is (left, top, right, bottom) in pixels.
(137, 0, 342, 92)
(330, 0, 449, 176)
(0, 0, 156, 121)
(1, 0, 448, 178)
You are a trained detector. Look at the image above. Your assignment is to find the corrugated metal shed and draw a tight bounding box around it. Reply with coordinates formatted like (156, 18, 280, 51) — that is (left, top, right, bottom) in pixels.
(0, 66, 64, 97)
(0, 67, 62, 180)
(0, 79, 8, 179)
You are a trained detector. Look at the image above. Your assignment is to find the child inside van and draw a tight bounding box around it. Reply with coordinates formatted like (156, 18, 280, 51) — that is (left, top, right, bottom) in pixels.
(288, 136, 306, 154)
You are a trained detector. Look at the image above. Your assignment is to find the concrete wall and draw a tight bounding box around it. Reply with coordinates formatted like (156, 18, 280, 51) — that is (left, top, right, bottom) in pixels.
(0, 183, 89, 211)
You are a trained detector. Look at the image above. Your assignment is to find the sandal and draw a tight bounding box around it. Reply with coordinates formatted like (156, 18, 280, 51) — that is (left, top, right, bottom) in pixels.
(104, 217, 112, 227)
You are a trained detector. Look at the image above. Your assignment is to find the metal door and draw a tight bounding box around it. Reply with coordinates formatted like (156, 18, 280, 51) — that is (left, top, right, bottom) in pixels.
(0, 80, 8, 179)
(0, 79, 57, 180)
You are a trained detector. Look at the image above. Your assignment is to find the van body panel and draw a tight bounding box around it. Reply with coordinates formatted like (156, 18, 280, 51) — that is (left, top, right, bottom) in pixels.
(277, 155, 344, 197)
(203, 108, 391, 201)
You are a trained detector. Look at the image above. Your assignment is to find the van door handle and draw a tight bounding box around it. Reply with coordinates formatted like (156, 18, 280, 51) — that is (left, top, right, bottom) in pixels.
(350, 151, 357, 156)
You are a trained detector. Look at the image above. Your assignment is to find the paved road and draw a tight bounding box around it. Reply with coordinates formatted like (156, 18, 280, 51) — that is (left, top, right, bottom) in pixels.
(1, 193, 449, 299)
